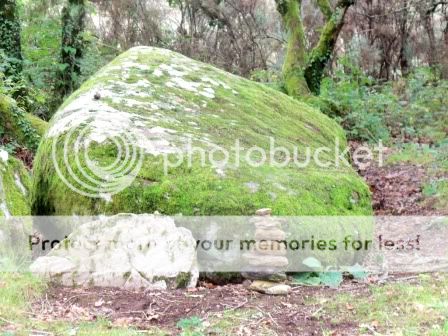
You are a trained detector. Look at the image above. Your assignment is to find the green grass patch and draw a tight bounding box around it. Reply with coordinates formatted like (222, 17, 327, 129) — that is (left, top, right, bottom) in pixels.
(386, 144, 438, 166)
(323, 274, 448, 335)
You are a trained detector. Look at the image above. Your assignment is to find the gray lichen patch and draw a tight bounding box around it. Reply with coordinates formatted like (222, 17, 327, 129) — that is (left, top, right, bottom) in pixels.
(0, 151, 10, 218)
(14, 172, 27, 195)
(0, 174, 10, 218)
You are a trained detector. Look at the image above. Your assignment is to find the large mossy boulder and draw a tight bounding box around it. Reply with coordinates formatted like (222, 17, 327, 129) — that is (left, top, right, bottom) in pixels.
(31, 47, 372, 217)
(0, 149, 31, 216)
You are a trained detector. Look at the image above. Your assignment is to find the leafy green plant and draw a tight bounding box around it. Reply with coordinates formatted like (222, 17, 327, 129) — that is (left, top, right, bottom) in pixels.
(319, 63, 448, 144)
(292, 258, 367, 288)
(0, 141, 20, 155)
(423, 181, 439, 197)
(177, 316, 205, 336)
(319, 57, 392, 142)
(18, 0, 117, 119)
(342, 264, 368, 280)
(292, 257, 343, 288)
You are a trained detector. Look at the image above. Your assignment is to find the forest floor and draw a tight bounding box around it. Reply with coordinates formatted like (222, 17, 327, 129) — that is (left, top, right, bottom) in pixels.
(1, 141, 448, 336)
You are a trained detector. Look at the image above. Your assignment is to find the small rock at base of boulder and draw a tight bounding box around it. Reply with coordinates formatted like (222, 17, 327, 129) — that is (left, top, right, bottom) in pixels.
(249, 280, 291, 295)
(242, 270, 287, 282)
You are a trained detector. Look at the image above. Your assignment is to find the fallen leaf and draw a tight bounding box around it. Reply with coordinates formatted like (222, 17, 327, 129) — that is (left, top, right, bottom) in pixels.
(204, 282, 216, 289)
(94, 298, 105, 307)
(146, 314, 159, 321)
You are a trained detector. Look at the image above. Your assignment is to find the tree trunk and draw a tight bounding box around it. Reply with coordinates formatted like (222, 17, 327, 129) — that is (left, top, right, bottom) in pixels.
(303, 0, 354, 94)
(0, 0, 23, 76)
(445, 19, 448, 46)
(398, 0, 410, 75)
(424, 12, 436, 67)
(276, 0, 355, 97)
(59, 0, 86, 97)
(275, 0, 309, 97)
(193, 0, 354, 97)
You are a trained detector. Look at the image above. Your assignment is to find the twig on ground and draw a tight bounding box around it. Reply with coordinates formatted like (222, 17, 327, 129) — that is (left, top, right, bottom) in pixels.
(63, 293, 92, 307)
(0, 316, 20, 326)
(389, 275, 419, 282)
(27, 330, 54, 336)
(253, 306, 279, 328)
(266, 312, 279, 327)
(224, 298, 249, 311)
(311, 307, 323, 317)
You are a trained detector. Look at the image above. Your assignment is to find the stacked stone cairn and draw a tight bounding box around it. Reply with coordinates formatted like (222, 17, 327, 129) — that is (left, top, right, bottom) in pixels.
(243, 208, 291, 295)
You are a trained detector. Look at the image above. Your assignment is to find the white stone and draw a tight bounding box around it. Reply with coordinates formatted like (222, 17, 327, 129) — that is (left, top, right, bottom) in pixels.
(0, 149, 8, 163)
(29, 214, 199, 290)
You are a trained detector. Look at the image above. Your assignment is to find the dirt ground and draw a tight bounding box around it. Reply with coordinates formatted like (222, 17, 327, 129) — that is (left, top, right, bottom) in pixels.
(35, 275, 422, 335)
(353, 142, 447, 216)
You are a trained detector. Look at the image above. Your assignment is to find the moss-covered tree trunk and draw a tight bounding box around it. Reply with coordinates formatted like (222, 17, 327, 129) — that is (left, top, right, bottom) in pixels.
(275, 0, 310, 97)
(275, 0, 355, 97)
(58, 0, 86, 98)
(0, 0, 23, 76)
(303, 0, 354, 94)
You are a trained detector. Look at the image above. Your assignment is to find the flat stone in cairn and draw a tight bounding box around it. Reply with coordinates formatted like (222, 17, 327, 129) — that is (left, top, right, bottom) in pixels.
(243, 253, 289, 268)
(255, 229, 287, 241)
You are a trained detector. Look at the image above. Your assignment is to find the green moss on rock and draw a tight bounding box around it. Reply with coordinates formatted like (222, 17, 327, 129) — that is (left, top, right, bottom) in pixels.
(0, 150, 31, 216)
(31, 47, 372, 217)
(25, 113, 48, 137)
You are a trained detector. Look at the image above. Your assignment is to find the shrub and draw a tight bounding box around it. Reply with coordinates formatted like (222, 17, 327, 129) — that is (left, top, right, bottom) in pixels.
(319, 59, 448, 144)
